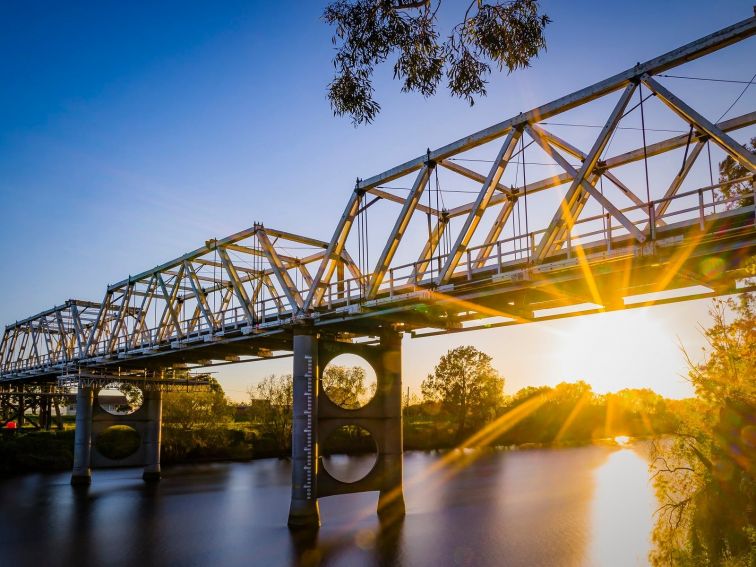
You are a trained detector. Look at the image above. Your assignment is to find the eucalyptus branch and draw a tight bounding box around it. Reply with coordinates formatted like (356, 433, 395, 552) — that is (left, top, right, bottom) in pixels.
(324, 0, 549, 124)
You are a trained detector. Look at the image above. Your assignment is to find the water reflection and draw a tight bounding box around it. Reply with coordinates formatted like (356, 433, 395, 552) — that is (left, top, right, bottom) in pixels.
(0, 445, 657, 567)
(587, 447, 656, 566)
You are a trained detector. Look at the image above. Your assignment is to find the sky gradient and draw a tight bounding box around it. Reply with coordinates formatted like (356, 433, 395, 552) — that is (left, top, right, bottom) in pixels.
(1, 1, 754, 400)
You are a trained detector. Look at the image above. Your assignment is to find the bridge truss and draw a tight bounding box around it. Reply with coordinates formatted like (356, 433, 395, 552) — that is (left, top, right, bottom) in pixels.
(1, 13, 755, 381)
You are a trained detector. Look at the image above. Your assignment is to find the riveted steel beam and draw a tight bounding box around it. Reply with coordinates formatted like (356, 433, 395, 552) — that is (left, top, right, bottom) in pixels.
(437, 129, 522, 284)
(368, 165, 431, 299)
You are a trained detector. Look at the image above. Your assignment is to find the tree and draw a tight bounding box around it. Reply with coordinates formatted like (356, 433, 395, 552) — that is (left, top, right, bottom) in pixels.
(324, 0, 550, 124)
(421, 345, 504, 439)
(322, 364, 374, 408)
(161, 379, 233, 457)
(163, 379, 231, 432)
(112, 382, 144, 414)
(718, 137, 755, 209)
(650, 293, 755, 566)
(252, 374, 293, 453)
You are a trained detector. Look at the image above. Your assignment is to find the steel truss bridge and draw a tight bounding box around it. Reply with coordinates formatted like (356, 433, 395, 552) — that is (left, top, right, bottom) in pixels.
(0, 12, 754, 526)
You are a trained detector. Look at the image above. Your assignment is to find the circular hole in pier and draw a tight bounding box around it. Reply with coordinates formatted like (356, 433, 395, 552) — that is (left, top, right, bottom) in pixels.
(321, 425, 378, 484)
(322, 354, 377, 410)
(95, 425, 141, 460)
(98, 383, 143, 416)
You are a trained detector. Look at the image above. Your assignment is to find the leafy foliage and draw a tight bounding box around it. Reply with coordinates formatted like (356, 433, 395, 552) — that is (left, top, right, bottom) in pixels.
(161, 378, 234, 459)
(324, 0, 550, 124)
(322, 364, 375, 408)
(421, 345, 504, 439)
(650, 294, 755, 566)
(252, 374, 293, 453)
(717, 137, 755, 209)
(0, 430, 75, 473)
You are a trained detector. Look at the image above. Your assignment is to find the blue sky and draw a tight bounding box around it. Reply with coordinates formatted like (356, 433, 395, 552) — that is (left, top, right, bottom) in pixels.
(1, 1, 754, 400)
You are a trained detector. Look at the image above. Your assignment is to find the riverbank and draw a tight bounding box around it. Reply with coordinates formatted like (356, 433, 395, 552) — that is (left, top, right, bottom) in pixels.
(0, 425, 646, 476)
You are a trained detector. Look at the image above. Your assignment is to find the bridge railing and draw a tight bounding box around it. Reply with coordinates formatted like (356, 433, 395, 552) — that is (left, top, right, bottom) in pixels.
(84, 293, 294, 359)
(320, 177, 754, 306)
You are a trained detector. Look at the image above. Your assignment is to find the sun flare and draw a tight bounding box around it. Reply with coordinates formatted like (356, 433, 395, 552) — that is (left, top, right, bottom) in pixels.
(553, 308, 674, 394)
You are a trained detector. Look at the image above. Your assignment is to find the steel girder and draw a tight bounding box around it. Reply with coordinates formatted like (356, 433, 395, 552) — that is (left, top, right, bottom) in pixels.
(77, 224, 358, 359)
(0, 300, 109, 375)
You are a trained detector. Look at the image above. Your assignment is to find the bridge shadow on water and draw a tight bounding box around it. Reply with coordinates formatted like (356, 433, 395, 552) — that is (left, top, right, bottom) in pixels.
(0, 445, 655, 567)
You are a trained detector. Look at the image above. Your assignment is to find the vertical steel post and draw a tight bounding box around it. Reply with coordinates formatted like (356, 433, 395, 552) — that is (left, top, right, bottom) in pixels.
(288, 326, 320, 528)
(42, 387, 51, 430)
(17, 385, 25, 428)
(650, 204, 657, 240)
(142, 389, 163, 482)
(377, 329, 405, 523)
(1, 386, 7, 422)
(607, 213, 612, 251)
(71, 384, 94, 485)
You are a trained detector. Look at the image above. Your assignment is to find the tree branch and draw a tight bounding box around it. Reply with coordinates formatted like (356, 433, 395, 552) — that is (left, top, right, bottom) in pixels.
(393, 0, 430, 9)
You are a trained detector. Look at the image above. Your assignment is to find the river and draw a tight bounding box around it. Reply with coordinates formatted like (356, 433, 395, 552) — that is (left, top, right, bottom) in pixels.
(0, 444, 657, 566)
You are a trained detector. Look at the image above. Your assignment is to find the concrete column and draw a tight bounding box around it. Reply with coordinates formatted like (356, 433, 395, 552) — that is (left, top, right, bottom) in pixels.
(142, 389, 163, 482)
(288, 327, 320, 528)
(377, 329, 405, 522)
(71, 385, 94, 485)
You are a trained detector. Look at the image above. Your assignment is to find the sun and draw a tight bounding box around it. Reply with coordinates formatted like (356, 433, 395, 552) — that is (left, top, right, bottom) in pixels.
(552, 308, 675, 395)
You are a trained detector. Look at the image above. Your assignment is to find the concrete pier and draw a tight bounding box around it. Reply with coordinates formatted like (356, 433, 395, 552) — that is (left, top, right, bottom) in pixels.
(71, 385, 93, 485)
(142, 389, 163, 482)
(288, 326, 406, 526)
(377, 330, 405, 522)
(288, 328, 320, 528)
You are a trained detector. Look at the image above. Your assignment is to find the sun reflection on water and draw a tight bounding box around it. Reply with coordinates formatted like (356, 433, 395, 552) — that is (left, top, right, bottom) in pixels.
(587, 446, 657, 566)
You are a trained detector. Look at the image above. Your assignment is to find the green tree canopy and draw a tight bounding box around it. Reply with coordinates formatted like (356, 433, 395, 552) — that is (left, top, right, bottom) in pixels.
(253, 374, 293, 453)
(718, 137, 755, 209)
(324, 0, 550, 124)
(421, 345, 504, 439)
(162, 378, 231, 432)
(161, 378, 233, 458)
(322, 364, 374, 409)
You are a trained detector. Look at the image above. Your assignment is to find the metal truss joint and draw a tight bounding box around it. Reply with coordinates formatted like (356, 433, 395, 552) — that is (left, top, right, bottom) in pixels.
(424, 148, 437, 169)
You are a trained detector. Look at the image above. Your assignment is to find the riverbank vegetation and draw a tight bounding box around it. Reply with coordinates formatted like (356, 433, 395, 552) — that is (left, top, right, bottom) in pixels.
(0, 356, 685, 473)
(649, 294, 754, 566)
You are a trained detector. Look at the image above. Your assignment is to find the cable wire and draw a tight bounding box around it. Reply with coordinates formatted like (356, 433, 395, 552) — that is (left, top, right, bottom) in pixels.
(716, 71, 756, 122)
(658, 73, 755, 85)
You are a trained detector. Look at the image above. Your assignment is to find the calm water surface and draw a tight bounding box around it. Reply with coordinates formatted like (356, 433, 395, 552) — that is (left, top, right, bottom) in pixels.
(0, 445, 657, 567)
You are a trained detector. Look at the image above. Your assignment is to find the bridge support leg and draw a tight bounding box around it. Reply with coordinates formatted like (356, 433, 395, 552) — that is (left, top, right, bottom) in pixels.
(17, 386, 25, 428)
(377, 330, 405, 523)
(142, 389, 162, 482)
(288, 327, 320, 529)
(71, 385, 94, 485)
(1, 386, 9, 423)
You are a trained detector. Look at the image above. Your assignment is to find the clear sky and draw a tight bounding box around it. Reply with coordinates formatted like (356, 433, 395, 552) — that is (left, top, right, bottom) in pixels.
(1, 1, 754, 401)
